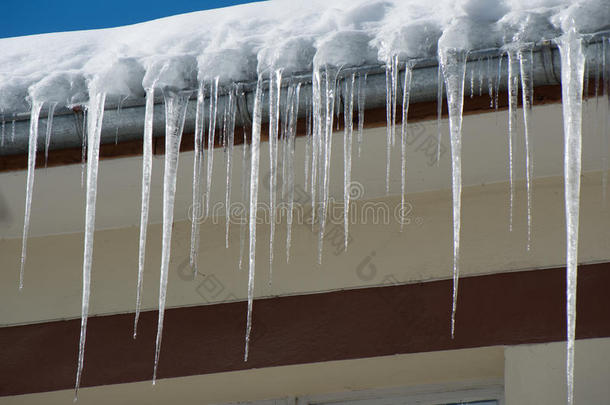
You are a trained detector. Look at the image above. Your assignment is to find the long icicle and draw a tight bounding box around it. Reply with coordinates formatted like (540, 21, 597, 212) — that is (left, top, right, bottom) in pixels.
(401, 65, 413, 231)
(318, 66, 338, 264)
(44, 102, 57, 168)
(286, 83, 301, 262)
(310, 68, 322, 229)
(519, 46, 535, 251)
(190, 83, 206, 274)
(133, 88, 156, 337)
(19, 100, 44, 290)
(304, 95, 312, 186)
(239, 132, 250, 270)
(268, 69, 282, 284)
(152, 89, 190, 384)
(225, 90, 236, 248)
(75, 88, 107, 399)
(357, 72, 367, 157)
(438, 47, 468, 339)
(557, 27, 586, 405)
(343, 73, 355, 249)
(204, 78, 219, 218)
(436, 64, 444, 166)
(507, 49, 520, 232)
(244, 75, 263, 361)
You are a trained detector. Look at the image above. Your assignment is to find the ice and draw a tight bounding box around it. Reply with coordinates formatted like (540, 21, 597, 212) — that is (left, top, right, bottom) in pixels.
(478, 57, 484, 96)
(286, 83, 301, 261)
(507, 48, 519, 232)
(595, 37, 610, 200)
(316, 66, 339, 264)
(304, 96, 312, 185)
(205, 78, 219, 218)
(133, 88, 155, 338)
(385, 55, 399, 195)
(224, 89, 237, 248)
(470, 66, 475, 98)
(114, 97, 127, 144)
(438, 45, 468, 339)
(18, 100, 43, 290)
(436, 65, 444, 165)
(190, 83, 206, 274)
(1, 0, 610, 398)
(357, 73, 367, 157)
(495, 53, 503, 111)
(401, 66, 413, 231)
(487, 56, 494, 108)
(43, 102, 57, 167)
(519, 46, 535, 250)
(343, 74, 355, 249)
(239, 137, 251, 270)
(268, 69, 282, 284)
(75, 88, 107, 398)
(245, 76, 263, 362)
(556, 27, 586, 405)
(153, 90, 191, 384)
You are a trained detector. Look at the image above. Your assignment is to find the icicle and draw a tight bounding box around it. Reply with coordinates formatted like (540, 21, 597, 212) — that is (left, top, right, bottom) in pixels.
(286, 83, 301, 261)
(280, 84, 291, 204)
(1, 117, 5, 147)
(385, 56, 399, 194)
(44, 102, 57, 168)
(357, 73, 367, 158)
(437, 64, 444, 166)
(225, 89, 237, 248)
(317, 66, 338, 264)
(75, 88, 107, 399)
(438, 47, 468, 339)
(244, 76, 263, 361)
(487, 56, 494, 108)
(602, 39, 609, 203)
(343, 74, 355, 249)
(478, 57, 484, 97)
(189, 83, 206, 274)
(401, 66, 412, 231)
(507, 49, 519, 233)
(19, 100, 44, 290)
(310, 68, 321, 228)
(557, 28, 586, 405)
(204, 78, 219, 218)
(469, 65, 475, 98)
(495, 53, 503, 111)
(304, 95, 312, 186)
(80, 111, 87, 188)
(239, 134, 250, 270)
(152, 89, 190, 384)
(268, 69, 282, 285)
(114, 96, 127, 144)
(519, 46, 534, 251)
(391, 55, 399, 147)
(133, 88, 156, 338)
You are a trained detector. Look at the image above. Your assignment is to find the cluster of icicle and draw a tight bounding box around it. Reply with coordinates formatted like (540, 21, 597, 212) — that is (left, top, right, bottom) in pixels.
(14, 28, 609, 405)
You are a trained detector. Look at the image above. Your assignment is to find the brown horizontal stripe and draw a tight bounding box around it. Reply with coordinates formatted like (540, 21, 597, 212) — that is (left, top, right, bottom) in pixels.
(0, 263, 609, 396)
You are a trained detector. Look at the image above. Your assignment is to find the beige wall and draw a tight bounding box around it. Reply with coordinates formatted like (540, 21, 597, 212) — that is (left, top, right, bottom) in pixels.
(505, 338, 610, 405)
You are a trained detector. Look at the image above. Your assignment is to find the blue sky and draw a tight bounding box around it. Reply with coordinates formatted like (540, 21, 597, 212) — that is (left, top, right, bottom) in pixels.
(1, 0, 259, 39)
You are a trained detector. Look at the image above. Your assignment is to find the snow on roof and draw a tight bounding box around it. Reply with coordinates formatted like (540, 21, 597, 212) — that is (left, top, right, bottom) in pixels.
(0, 0, 608, 114)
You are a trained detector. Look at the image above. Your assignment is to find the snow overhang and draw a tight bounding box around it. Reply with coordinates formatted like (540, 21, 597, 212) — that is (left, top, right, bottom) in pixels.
(1, 31, 608, 170)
